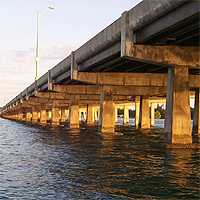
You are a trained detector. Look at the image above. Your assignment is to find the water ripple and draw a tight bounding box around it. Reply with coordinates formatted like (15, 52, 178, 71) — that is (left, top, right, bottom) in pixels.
(0, 118, 199, 199)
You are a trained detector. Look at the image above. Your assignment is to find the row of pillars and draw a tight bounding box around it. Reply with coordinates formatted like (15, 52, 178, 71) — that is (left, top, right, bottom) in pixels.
(4, 89, 200, 136)
(3, 88, 200, 142)
(114, 102, 155, 127)
(5, 98, 156, 128)
(2, 65, 200, 144)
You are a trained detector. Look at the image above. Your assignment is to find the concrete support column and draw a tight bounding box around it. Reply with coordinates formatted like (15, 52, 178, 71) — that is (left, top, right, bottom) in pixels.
(92, 107, 95, 122)
(32, 106, 38, 123)
(94, 110, 98, 122)
(193, 88, 200, 134)
(164, 66, 192, 144)
(135, 96, 140, 128)
(61, 108, 66, 122)
(123, 106, 127, 125)
(98, 86, 114, 133)
(37, 112, 40, 120)
(26, 108, 32, 122)
(21, 110, 26, 121)
(126, 106, 129, 124)
(87, 105, 93, 124)
(115, 107, 118, 124)
(83, 111, 87, 121)
(151, 103, 155, 127)
(40, 103, 47, 124)
(79, 110, 82, 121)
(138, 95, 150, 129)
(12, 113, 16, 120)
(66, 110, 69, 121)
(68, 95, 79, 128)
(14, 112, 18, 120)
(123, 106, 129, 125)
(13, 112, 17, 120)
(46, 110, 51, 121)
(51, 100, 60, 126)
(97, 110, 100, 122)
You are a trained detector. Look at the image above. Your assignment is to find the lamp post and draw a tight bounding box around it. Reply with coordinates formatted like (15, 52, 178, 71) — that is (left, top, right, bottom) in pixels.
(35, 7, 55, 81)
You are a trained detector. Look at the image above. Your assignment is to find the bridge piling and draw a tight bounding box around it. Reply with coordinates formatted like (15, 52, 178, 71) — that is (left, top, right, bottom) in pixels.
(68, 95, 79, 128)
(32, 106, 38, 123)
(135, 98, 140, 128)
(164, 66, 192, 144)
(150, 103, 155, 127)
(86, 105, 94, 124)
(193, 88, 200, 134)
(98, 86, 114, 133)
(51, 100, 60, 126)
(25, 108, 32, 122)
(40, 103, 47, 124)
(138, 95, 150, 129)
(60, 108, 66, 122)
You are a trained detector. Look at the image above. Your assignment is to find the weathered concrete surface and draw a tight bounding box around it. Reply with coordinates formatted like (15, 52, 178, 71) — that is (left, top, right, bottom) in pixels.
(115, 107, 118, 124)
(68, 95, 79, 128)
(69, 105, 79, 128)
(151, 103, 155, 127)
(121, 11, 134, 58)
(32, 106, 38, 123)
(135, 101, 140, 128)
(164, 66, 192, 144)
(127, 45, 199, 68)
(51, 100, 60, 126)
(60, 108, 66, 122)
(35, 91, 70, 100)
(72, 72, 168, 86)
(25, 110, 32, 122)
(129, 0, 185, 31)
(99, 86, 114, 133)
(86, 105, 94, 124)
(138, 95, 150, 129)
(40, 103, 47, 124)
(53, 84, 168, 97)
(123, 106, 129, 125)
(72, 72, 199, 88)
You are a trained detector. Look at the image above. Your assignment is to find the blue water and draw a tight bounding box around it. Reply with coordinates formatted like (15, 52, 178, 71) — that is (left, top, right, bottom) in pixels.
(0, 118, 199, 199)
(117, 118, 165, 128)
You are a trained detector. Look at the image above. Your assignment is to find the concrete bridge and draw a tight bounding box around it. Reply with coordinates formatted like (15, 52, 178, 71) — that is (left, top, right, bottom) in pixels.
(0, 0, 199, 144)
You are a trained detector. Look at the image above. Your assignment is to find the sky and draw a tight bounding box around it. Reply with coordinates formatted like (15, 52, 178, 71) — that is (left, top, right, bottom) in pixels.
(0, 0, 143, 107)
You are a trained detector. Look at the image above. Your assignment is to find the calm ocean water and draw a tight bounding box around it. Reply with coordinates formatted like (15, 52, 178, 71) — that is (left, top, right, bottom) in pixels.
(0, 117, 199, 199)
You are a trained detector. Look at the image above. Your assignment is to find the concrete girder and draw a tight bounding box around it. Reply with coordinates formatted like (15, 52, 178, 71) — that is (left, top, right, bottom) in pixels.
(126, 44, 199, 68)
(71, 72, 200, 88)
(28, 97, 53, 104)
(52, 85, 167, 96)
(20, 100, 40, 107)
(35, 91, 70, 100)
(72, 72, 167, 86)
(113, 86, 167, 96)
(52, 85, 100, 95)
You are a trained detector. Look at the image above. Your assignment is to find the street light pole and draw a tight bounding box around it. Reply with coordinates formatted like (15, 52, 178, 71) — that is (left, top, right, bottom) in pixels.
(35, 7, 55, 81)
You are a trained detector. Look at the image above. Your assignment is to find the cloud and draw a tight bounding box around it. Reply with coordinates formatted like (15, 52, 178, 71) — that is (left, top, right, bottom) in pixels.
(41, 44, 79, 60)
(8, 44, 79, 63)
(9, 49, 35, 63)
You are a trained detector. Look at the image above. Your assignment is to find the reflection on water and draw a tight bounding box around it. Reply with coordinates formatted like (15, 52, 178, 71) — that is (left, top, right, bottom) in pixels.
(117, 118, 165, 128)
(0, 118, 199, 199)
